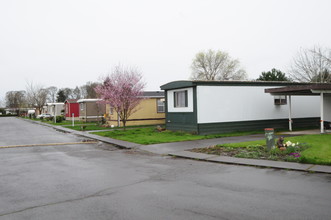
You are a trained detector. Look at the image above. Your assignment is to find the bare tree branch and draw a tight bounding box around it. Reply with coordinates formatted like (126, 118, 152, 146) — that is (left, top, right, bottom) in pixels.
(25, 81, 48, 114)
(191, 49, 247, 81)
(289, 46, 331, 83)
(46, 86, 58, 103)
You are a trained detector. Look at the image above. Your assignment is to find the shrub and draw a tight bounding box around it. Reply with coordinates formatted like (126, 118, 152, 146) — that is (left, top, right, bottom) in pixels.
(45, 116, 53, 121)
(285, 146, 297, 154)
(97, 117, 106, 125)
(56, 115, 64, 123)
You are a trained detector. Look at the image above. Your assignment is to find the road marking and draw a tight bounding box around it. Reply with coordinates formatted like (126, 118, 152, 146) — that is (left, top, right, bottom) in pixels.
(0, 141, 98, 149)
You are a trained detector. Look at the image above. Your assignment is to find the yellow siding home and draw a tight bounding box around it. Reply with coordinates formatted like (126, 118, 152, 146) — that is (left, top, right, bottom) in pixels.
(105, 91, 165, 126)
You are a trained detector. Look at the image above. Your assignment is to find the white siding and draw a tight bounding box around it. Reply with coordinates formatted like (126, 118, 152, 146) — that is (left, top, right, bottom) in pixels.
(197, 86, 320, 123)
(167, 88, 194, 112)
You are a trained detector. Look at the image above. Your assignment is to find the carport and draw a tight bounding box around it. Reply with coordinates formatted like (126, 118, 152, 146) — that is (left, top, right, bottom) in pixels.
(265, 84, 331, 133)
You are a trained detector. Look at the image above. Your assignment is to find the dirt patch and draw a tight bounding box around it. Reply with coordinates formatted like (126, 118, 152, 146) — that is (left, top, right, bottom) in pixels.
(190, 144, 307, 163)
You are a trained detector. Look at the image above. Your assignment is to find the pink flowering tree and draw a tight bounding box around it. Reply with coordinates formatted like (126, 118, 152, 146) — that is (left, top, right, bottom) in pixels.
(95, 65, 145, 129)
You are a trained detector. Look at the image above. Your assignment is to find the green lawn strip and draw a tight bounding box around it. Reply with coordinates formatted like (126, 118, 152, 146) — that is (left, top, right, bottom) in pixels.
(65, 124, 158, 131)
(23, 117, 95, 126)
(65, 125, 115, 131)
(91, 128, 263, 145)
(46, 121, 95, 126)
(193, 134, 331, 165)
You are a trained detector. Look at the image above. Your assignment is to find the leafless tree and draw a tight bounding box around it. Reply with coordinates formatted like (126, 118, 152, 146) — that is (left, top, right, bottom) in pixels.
(80, 81, 100, 98)
(289, 46, 331, 83)
(46, 86, 58, 103)
(5, 90, 27, 114)
(191, 49, 247, 81)
(72, 86, 81, 99)
(0, 97, 4, 108)
(25, 82, 48, 114)
(310, 46, 331, 64)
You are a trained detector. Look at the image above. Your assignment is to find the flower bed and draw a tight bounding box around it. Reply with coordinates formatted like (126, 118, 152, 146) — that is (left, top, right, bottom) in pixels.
(191, 140, 311, 163)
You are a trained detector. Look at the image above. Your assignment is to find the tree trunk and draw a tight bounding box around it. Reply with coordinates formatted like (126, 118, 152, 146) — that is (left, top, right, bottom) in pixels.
(123, 120, 126, 131)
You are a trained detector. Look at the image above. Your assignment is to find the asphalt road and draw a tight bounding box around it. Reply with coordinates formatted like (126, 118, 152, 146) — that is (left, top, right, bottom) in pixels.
(0, 117, 330, 220)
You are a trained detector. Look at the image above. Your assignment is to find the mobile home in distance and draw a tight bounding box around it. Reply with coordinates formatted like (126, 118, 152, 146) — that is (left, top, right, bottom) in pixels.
(64, 99, 79, 120)
(46, 103, 65, 117)
(77, 99, 106, 122)
(160, 80, 323, 135)
(105, 91, 165, 126)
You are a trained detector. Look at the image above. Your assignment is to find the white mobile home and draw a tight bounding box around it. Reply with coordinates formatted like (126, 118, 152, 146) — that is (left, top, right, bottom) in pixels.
(160, 81, 329, 135)
(46, 103, 65, 116)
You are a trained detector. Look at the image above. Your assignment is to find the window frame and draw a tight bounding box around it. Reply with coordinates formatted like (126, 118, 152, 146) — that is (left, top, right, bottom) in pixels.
(174, 90, 188, 108)
(156, 98, 165, 113)
(274, 96, 287, 105)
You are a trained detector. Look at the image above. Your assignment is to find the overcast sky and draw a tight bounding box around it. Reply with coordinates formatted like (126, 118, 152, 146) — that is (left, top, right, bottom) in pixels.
(1, 0, 330, 104)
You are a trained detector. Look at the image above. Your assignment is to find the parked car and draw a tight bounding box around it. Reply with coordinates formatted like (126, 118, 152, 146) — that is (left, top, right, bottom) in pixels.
(36, 113, 52, 119)
(27, 110, 35, 115)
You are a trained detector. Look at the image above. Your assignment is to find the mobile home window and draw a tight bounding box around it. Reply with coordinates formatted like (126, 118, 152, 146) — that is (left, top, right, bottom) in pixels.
(274, 96, 287, 105)
(174, 90, 188, 108)
(157, 99, 165, 113)
(80, 103, 84, 110)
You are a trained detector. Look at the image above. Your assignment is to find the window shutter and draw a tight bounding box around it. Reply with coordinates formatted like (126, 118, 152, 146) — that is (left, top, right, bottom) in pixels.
(174, 92, 177, 107)
(185, 90, 188, 107)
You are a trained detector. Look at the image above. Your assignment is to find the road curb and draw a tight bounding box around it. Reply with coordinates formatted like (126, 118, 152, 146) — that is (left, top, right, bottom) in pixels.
(168, 151, 331, 174)
(19, 118, 139, 149)
(19, 118, 331, 174)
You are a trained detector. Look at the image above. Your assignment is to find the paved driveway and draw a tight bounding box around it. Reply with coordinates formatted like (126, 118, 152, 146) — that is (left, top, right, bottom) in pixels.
(0, 117, 330, 220)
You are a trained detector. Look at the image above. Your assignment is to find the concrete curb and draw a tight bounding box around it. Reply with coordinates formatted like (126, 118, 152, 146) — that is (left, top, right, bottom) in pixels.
(168, 151, 331, 174)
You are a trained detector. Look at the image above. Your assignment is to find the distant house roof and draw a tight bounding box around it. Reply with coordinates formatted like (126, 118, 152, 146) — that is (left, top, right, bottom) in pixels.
(77, 99, 102, 103)
(142, 91, 164, 98)
(64, 99, 78, 104)
(46, 102, 64, 106)
(160, 80, 314, 90)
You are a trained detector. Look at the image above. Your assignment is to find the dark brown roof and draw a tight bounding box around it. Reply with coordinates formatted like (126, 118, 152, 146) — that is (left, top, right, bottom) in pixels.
(265, 84, 331, 96)
(160, 80, 312, 90)
(142, 91, 164, 98)
(64, 99, 78, 103)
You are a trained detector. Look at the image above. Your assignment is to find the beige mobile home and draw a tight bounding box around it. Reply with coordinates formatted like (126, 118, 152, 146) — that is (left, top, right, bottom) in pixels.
(77, 99, 106, 122)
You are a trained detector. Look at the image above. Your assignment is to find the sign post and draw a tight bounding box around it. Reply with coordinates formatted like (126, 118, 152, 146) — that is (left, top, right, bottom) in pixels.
(54, 104, 57, 123)
(72, 113, 75, 127)
(264, 128, 275, 151)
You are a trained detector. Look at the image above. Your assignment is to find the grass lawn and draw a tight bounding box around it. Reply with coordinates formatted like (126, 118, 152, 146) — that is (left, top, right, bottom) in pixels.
(92, 127, 263, 145)
(65, 124, 159, 131)
(24, 117, 95, 126)
(191, 134, 331, 165)
(44, 121, 92, 126)
(65, 124, 116, 131)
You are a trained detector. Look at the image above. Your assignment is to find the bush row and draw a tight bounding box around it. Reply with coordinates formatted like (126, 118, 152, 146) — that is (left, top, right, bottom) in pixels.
(39, 115, 65, 123)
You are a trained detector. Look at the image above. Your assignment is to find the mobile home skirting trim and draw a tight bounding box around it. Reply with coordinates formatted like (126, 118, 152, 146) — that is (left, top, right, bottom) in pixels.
(166, 117, 319, 135)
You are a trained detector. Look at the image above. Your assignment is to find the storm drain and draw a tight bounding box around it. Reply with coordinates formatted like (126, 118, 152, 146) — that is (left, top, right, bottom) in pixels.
(0, 141, 98, 149)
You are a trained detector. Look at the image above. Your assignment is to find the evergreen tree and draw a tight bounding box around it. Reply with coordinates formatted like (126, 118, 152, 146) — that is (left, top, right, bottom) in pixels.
(257, 68, 290, 81)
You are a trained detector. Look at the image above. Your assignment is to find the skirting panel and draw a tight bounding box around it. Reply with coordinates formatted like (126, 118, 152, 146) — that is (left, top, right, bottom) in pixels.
(197, 117, 320, 135)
